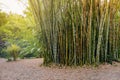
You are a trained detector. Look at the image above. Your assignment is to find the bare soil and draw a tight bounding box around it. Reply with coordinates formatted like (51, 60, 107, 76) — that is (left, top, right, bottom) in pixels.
(0, 58, 120, 80)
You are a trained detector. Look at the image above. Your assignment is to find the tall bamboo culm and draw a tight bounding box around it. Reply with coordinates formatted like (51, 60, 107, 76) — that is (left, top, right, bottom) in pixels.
(29, 0, 120, 66)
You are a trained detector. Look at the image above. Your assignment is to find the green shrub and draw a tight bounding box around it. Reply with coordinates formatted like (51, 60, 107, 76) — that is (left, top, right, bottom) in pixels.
(6, 44, 21, 61)
(0, 48, 8, 58)
(19, 41, 43, 59)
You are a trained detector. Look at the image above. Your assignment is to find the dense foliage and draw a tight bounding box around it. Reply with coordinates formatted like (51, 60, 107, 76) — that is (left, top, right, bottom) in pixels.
(0, 11, 8, 57)
(29, 0, 120, 66)
(0, 9, 41, 59)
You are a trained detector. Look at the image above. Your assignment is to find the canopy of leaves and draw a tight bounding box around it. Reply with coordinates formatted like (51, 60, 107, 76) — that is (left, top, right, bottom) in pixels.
(0, 7, 41, 58)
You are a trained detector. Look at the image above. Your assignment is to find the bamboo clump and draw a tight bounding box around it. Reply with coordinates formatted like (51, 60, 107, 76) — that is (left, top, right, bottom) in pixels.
(29, 0, 120, 66)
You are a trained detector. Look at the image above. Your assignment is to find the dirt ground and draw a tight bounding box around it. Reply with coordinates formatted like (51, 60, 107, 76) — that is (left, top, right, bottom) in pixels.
(0, 58, 120, 80)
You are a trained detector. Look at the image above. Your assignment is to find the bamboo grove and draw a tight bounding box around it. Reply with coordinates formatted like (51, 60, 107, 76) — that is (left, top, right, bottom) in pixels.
(29, 0, 120, 66)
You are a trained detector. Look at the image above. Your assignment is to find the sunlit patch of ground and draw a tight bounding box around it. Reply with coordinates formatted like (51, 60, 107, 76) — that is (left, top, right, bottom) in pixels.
(0, 58, 120, 80)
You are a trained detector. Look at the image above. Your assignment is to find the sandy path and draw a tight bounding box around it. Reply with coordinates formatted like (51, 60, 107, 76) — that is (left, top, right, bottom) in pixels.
(0, 58, 120, 80)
